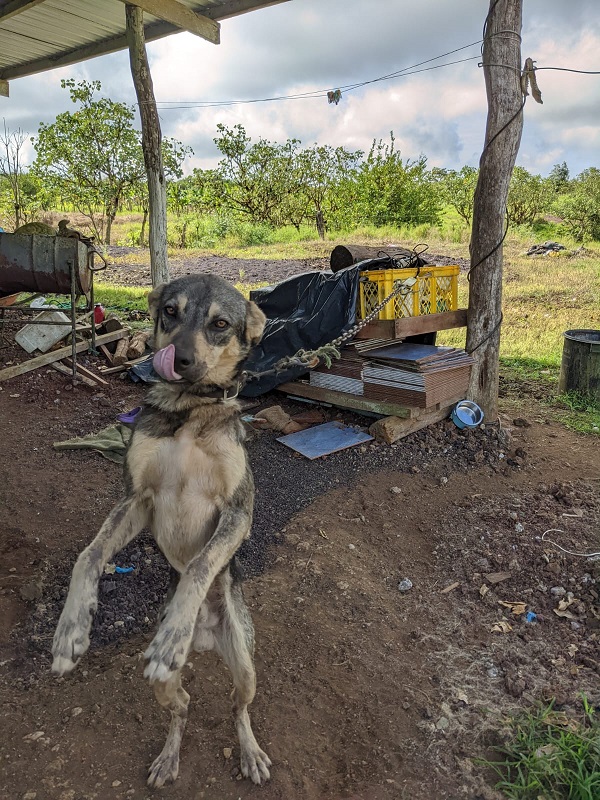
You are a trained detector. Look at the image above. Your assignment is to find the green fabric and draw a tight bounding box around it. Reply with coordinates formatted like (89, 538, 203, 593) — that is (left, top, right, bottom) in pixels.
(53, 423, 132, 464)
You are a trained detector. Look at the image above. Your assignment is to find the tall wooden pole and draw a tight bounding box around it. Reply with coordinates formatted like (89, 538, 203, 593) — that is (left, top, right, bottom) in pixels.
(466, 0, 523, 420)
(125, 4, 169, 286)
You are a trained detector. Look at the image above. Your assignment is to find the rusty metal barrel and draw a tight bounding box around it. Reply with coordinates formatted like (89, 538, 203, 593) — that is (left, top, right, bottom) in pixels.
(0, 233, 92, 297)
(558, 329, 600, 400)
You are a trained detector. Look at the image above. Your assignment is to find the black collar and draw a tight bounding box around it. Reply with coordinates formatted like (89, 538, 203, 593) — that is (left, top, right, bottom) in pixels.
(192, 377, 245, 402)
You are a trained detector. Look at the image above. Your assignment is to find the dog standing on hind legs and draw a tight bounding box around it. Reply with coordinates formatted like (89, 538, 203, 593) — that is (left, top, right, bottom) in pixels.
(51, 274, 272, 787)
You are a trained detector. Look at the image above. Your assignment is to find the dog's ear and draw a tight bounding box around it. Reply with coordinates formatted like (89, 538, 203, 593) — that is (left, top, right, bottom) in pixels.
(147, 283, 166, 321)
(244, 301, 267, 347)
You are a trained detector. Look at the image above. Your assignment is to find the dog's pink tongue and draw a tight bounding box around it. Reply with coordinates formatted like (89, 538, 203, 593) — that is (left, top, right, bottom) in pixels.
(153, 344, 183, 381)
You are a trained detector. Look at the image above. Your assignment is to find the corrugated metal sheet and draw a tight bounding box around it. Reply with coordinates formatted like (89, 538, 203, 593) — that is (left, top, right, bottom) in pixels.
(0, 0, 288, 80)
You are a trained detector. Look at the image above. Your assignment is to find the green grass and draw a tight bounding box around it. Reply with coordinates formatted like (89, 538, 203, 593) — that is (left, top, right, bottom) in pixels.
(94, 282, 150, 312)
(553, 391, 600, 434)
(92, 279, 267, 313)
(482, 699, 600, 800)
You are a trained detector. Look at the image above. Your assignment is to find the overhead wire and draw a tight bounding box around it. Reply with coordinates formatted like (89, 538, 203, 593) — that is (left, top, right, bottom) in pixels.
(141, 34, 600, 112)
(149, 39, 485, 109)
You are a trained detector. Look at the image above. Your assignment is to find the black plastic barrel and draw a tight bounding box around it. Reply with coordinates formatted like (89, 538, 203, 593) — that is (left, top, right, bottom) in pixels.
(558, 329, 600, 399)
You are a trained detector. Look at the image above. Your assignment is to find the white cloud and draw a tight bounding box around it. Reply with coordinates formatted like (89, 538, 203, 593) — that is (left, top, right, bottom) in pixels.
(1, 0, 599, 176)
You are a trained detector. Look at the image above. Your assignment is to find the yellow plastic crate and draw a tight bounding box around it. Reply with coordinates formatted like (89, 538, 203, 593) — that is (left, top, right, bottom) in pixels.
(358, 265, 459, 320)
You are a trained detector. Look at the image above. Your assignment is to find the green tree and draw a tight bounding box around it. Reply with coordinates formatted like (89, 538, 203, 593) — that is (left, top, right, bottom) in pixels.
(553, 168, 600, 241)
(350, 133, 441, 228)
(212, 123, 300, 228)
(167, 168, 223, 217)
(548, 161, 570, 194)
(0, 122, 49, 229)
(33, 79, 145, 244)
(435, 165, 478, 224)
(294, 144, 361, 235)
(507, 166, 552, 226)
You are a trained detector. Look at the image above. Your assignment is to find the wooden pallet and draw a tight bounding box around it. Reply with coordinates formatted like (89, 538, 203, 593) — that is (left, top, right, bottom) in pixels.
(355, 308, 467, 340)
(277, 380, 467, 443)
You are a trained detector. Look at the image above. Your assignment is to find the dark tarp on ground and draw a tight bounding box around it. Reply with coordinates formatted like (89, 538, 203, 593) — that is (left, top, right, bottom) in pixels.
(240, 265, 362, 396)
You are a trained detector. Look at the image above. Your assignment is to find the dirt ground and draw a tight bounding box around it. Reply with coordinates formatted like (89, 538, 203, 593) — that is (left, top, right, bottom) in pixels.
(102, 247, 470, 287)
(0, 260, 599, 800)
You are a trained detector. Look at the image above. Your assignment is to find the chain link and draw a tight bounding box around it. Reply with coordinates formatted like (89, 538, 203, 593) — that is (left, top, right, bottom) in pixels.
(244, 266, 420, 383)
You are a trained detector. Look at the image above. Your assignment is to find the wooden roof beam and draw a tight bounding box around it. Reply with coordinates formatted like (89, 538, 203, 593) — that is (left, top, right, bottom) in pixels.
(116, 0, 220, 44)
(211, 0, 289, 21)
(0, 0, 46, 22)
(0, 79, 8, 96)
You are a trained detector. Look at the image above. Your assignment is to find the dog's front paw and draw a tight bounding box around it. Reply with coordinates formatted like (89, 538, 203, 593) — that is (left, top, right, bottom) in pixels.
(147, 749, 180, 788)
(241, 743, 272, 785)
(51, 611, 91, 675)
(144, 622, 192, 683)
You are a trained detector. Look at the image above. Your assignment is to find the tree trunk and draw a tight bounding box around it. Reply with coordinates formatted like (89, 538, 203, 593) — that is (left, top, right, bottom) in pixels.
(316, 210, 326, 240)
(105, 212, 113, 245)
(126, 4, 169, 286)
(140, 207, 148, 246)
(465, 0, 523, 421)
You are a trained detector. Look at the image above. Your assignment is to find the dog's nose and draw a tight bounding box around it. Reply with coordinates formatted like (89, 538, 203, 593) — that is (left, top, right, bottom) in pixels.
(174, 350, 194, 373)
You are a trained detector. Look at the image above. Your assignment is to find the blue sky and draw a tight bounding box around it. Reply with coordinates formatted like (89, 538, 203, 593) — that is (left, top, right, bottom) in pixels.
(1, 0, 599, 179)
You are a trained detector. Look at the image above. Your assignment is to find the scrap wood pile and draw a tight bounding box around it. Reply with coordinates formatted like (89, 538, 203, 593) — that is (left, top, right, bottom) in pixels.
(96, 328, 152, 376)
(0, 308, 152, 387)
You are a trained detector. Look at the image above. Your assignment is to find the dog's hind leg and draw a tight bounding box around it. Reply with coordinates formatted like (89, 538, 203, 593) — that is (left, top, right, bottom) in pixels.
(52, 495, 148, 675)
(214, 571, 271, 785)
(147, 669, 190, 788)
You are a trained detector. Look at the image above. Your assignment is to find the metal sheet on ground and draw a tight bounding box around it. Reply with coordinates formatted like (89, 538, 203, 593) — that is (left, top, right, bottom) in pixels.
(276, 420, 373, 459)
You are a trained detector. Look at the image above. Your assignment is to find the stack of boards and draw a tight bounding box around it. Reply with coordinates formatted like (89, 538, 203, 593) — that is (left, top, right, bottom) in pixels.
(310, 341, 473, 408)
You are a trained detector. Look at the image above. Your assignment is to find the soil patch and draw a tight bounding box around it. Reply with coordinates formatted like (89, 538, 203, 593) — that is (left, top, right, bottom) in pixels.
(1, 363, 599, 799)
(103, 246, 469, 288)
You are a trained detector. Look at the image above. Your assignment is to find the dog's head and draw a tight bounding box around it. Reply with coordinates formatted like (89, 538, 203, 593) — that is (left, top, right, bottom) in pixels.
(148, 274, 266, 389)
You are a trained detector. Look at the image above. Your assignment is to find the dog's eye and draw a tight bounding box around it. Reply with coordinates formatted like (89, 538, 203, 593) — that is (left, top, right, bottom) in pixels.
(213, 319, 229, 330)
(164, 305, 177, 317)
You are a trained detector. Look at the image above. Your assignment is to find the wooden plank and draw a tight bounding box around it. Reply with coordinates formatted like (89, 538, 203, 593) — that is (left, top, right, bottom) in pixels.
(0, 80, 8, 97)
(99, 355, 148, 375)
(62, 358, 109, 386)
(0, 330, 127, 382)
(355, 309, 468, 340)
(276, 381, 417, 419)
(369, 404, 454, 444)
(120, 0, 220, 43)
(52, 362, 98, 388)
(99, 344, 114, 364)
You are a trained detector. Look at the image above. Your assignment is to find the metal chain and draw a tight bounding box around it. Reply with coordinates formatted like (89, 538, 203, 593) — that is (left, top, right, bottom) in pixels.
(243, 267, 420, 383)
(328, 274, 417, 349)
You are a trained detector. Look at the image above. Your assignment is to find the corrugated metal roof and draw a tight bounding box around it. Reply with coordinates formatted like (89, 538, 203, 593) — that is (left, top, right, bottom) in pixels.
(0, 0, 288, 81)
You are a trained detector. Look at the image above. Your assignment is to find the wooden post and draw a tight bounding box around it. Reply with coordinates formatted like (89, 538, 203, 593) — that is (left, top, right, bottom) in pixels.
(125, 4, 169, 286)
(465, 0, 523, 421)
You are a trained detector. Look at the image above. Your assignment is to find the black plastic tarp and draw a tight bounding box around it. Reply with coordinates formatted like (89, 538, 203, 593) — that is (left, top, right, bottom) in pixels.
(241, 265, 361, 396)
